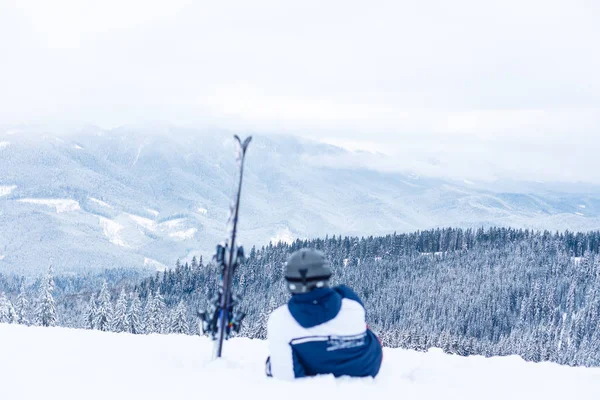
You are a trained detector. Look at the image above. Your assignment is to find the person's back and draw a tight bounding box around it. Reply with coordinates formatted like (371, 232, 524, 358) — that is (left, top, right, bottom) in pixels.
(266, 249, 383, 380)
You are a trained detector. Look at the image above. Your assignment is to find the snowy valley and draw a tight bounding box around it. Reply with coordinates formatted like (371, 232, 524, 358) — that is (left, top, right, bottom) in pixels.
(2, 127, 600, 275)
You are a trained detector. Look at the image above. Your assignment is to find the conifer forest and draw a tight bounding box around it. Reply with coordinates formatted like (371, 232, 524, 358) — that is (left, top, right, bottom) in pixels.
(1, 227, 599, 367)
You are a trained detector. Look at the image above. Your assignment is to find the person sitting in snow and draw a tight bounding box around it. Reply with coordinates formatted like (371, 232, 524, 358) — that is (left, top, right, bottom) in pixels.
(266, 248, 383, 379)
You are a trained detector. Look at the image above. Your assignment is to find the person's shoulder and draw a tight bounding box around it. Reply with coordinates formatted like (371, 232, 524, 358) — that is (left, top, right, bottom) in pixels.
(340, 297, 366, 318)
(268, 303, 293, 326)
(267, 303, 303, 339)
(333, 285, 364, 307)
(270, 303, 290, 317)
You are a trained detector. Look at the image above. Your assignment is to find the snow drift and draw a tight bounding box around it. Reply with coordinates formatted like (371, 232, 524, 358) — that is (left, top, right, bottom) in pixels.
(1, 324, 599, 400)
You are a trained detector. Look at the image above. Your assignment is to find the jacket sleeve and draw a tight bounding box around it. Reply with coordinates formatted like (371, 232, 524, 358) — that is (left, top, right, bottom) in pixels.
(266, 310, 300, 380)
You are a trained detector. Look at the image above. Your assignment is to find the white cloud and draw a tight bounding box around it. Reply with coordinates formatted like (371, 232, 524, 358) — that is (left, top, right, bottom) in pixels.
(303, 124, 600, 184)
(2, 0, 598, 122)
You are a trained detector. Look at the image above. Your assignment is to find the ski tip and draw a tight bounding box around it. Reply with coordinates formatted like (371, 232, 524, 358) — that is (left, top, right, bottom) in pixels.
(233, 135, 252, 152)
(242, 136, 252, 151)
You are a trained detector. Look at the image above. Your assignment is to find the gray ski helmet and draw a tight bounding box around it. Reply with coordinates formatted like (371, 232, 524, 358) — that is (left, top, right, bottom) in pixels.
(284, 249, 332, 294)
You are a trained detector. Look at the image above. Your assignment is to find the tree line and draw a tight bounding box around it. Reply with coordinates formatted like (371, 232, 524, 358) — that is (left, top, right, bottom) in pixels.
(0, 267, 194, 335)
(1, 227, 600, 367)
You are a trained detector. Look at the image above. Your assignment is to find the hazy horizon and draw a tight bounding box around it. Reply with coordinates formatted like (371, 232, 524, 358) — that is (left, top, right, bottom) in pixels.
(2, 0, 599, 183)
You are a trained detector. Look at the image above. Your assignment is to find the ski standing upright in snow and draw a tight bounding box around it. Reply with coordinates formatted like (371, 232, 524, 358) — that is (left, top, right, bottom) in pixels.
(199, 135, 252, 359)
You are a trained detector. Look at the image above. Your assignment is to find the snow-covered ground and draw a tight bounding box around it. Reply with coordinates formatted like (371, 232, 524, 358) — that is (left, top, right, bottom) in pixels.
(99, 216, 129, 248)
(0, 185, 17, 197)
(89, 197, 112, 208)
(18, 198, 81, 213)
(144, 257, 168, 271)
(169, 228, 197, 240)
(1, 324, 599, 400)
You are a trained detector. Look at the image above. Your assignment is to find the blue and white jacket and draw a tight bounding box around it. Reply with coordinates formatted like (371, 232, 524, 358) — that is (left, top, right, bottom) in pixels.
(266, 285, 383, 380)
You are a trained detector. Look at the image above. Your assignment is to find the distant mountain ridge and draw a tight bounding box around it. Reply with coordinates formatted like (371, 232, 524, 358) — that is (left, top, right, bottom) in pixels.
(1, 125, 599, 274)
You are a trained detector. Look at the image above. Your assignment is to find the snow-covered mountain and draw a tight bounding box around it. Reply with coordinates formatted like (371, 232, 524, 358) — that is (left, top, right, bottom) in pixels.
(1, 324, 599, 400)
(1, 125, 600, 274)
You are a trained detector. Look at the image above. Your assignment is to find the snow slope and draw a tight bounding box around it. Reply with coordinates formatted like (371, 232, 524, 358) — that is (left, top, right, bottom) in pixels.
(2, 128, 600, 274)
(1, 324, 599, 400)
(0, 185, 17, 197)
(18, 198, 81, 213)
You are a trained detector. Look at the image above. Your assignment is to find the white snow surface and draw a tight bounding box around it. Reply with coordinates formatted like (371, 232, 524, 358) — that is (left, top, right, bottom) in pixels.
(169, 228, 197, 240)
(132, 145, 143, 166)
(18, 198, 80, 213)
(0, 324, 599, 400)
(270, 228, 296, 245)
(0, 254, 5, 260)
(572, 257, 585, 265)
(99, 217, 129, 247)
(0, 185, 17, 197)
(89, 197, 112, 208)
(130, 216, 188, 233)
(127, 214, 197, 241)
(0, 141, 9, 149)
(420, 251, 446, 257)
(144, 257, 167, 271)
(128, 213, 157, 231)
(162, 218, 185, 229)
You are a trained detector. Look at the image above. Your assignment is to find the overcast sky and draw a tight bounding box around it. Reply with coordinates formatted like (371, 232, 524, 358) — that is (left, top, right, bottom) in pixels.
(1, 0, 599, 182)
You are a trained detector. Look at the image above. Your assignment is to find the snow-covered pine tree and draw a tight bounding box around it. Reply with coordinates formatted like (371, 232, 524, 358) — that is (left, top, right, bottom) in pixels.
(170, 300, 189, 334)
(94, 281, 113, 331)
(15, 284, 30, 325)
(111, 289, 129, 333)
(85, 294, 97, 330)
(143, 292, 156, 334)
(151, 290, 167, 334)
(36, 265, 57, 327)
(247, 296, 277, 339)
(0, 294, 8, 323)
(0, 293, 14, 323)
(7, 299, 16, 323)
(128, 291, 143, 334)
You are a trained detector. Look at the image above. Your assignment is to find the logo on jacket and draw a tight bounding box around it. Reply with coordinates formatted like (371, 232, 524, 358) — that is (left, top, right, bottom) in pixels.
(326, 332, 367, 351)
